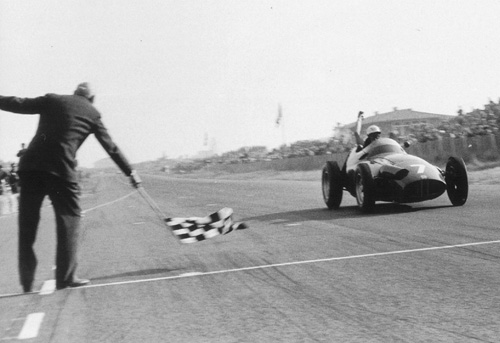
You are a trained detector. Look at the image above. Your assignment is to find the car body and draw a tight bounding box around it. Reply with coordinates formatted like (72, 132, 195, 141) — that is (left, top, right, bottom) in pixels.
(322, 137, 468, 211)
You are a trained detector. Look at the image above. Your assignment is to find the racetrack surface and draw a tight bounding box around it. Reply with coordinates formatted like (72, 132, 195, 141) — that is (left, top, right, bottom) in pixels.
(0, 172, 499, 342)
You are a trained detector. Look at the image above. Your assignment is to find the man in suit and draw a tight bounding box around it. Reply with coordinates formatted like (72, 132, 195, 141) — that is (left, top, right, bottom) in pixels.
(17, 143, 27, 159)
(0, 82, 142, 292)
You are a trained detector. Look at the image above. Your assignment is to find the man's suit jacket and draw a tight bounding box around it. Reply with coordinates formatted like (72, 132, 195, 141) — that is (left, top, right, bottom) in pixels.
(0, 93, 133, 182)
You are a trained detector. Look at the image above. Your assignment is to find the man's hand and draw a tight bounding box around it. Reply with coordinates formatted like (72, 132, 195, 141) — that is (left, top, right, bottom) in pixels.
(129, 170, 142, 188)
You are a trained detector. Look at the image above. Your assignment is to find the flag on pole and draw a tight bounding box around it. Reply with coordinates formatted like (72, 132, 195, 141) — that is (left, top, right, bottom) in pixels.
(275, 104, 282, 127)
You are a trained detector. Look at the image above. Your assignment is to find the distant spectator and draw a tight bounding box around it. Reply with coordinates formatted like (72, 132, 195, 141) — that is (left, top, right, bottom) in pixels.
(17, 143, 27, 158)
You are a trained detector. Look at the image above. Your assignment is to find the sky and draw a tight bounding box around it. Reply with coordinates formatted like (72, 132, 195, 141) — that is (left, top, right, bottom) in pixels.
(1, 0, 500, 167)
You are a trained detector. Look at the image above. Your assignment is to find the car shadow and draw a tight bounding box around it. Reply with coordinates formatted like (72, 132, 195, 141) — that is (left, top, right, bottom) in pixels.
(242, 203, 454, 224)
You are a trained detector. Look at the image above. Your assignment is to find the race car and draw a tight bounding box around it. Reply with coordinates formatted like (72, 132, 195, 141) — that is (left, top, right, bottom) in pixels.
(321, 114, 468, 212)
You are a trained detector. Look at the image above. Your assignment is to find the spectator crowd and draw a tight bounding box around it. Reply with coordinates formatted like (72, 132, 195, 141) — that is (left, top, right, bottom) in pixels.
(409, 100, 500, 143)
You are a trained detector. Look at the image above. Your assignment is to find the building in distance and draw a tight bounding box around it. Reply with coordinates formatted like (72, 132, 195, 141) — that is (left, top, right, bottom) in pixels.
(342, 107, 454, 138)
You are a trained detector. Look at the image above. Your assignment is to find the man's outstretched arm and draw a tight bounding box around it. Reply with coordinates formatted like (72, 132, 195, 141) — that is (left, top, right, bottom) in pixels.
(0, 96, 47, 114)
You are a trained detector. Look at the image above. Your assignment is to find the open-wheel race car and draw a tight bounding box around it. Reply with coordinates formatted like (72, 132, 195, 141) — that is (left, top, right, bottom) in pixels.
(321, 114, 468, 212)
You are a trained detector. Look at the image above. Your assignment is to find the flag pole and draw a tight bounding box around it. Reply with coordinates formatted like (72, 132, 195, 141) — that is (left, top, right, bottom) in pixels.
(281, 106, 286, 146)
(276, 104, 286, 146)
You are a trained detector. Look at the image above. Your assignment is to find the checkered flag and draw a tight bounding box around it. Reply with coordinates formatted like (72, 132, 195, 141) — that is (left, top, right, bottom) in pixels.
(165, 208, 248, 243)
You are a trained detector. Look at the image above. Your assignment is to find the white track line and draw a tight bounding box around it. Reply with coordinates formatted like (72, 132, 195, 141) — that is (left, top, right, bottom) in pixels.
(81, 191, 136, 214)
(76, 239, 500, 290)
(1, 239, 499, 298)
(39, 280, 56, 295)
(0, 192, 136, 298)
(0, 190, 136, 219)
(17, 313, 45, 340)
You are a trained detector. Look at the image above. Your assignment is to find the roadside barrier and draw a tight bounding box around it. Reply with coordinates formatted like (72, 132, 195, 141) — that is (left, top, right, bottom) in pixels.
(203, 133, 500, 174)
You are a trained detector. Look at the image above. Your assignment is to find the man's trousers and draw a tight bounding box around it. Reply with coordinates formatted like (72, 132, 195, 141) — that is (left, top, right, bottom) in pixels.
(18, 171, 81, 291)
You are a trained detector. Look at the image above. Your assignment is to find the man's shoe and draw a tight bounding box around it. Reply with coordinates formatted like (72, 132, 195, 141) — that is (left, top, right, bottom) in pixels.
(56, 278, 90, 290)
(22, 284, 33, 293)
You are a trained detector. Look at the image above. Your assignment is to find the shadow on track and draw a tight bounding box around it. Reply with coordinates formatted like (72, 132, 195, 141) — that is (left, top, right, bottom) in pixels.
(243, 203, 454, 224)
(91, 267, 186, 282)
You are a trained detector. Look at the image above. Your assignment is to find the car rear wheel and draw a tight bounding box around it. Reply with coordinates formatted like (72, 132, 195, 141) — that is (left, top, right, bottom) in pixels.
(355, 163, 375, 211)
(445, 156, 468, 206)
(322, 161, 343, 209)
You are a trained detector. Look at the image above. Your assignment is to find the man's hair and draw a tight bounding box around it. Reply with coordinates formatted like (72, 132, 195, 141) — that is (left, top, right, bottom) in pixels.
(74, 82, 95, 101)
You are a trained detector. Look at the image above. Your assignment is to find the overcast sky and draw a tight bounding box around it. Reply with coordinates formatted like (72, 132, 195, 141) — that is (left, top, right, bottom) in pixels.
(1, 1, 500, 167)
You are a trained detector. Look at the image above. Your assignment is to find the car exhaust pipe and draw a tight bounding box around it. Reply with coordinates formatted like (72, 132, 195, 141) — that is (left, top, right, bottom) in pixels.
(378, 165, 409, 180)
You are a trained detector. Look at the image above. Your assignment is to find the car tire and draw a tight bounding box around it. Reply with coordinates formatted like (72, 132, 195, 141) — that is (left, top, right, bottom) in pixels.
(445, 156, 468, 206)
(355, 163, 375, 211)
(322, 161, 343, 209)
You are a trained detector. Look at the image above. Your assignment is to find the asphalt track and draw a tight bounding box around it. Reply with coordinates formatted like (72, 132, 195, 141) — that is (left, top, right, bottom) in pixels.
(0, 172, 499, 342)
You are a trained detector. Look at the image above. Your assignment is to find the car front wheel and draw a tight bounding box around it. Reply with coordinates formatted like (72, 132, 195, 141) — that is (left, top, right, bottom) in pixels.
(322, 161, 343, 209)
(355, 163, 375, 212)
(445, 156, 468, 206)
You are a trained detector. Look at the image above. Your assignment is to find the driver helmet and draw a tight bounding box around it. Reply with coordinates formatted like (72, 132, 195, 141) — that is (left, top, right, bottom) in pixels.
(366, 125, 381, 136)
